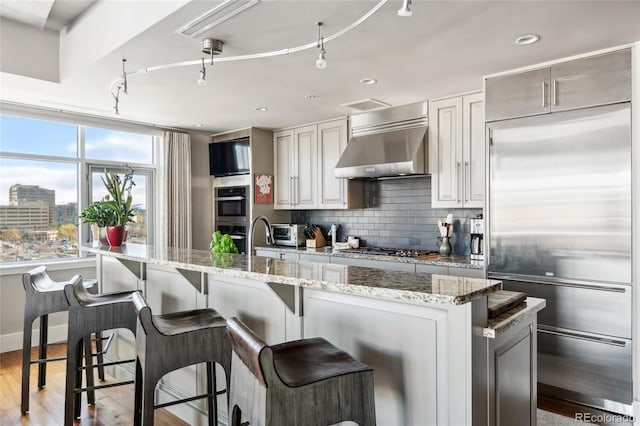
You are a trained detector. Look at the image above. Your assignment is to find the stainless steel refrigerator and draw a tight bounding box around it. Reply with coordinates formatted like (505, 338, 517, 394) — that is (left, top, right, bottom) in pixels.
(486, 102, 633, 415)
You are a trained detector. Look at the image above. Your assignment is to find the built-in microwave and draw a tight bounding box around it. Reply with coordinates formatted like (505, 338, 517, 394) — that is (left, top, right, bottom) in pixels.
(215, 186, 248, 222)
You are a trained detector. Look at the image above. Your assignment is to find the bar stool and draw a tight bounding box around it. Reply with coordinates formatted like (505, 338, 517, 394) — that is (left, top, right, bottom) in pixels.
(21, 266, 106, 414)
(63, 275, 139, 426)
(131, 291, 231, 426)
(226, 317, 376, 426)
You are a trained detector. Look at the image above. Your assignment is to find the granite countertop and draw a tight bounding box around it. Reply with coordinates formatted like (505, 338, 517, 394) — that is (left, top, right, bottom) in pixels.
(82, 243, 500, 306)
(256, 245, 484, 269)
(483, 297, 546, 338)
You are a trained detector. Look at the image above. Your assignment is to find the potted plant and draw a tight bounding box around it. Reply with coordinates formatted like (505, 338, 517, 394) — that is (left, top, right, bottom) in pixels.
(101, 166, 135, 247)
(79, 201, 117, 244)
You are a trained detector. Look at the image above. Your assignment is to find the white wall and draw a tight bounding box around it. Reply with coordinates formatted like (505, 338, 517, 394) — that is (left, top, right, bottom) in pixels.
(0, 260, 97, 353)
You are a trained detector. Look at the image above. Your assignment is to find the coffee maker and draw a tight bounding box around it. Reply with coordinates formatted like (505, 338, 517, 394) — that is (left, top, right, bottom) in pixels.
(470, 214, 484, 261)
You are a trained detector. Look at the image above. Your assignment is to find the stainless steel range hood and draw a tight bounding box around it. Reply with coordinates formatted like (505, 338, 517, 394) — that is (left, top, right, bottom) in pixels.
(335, 101, 428, 179)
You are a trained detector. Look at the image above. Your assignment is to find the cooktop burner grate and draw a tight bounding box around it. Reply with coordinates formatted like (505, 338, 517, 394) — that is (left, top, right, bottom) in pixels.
(338, 247, 439, 258)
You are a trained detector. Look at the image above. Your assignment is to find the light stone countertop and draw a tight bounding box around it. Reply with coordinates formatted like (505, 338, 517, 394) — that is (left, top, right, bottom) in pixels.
(82, 243, 500, 305)
(256, 245, 484, 269)
(483, 297, 546, 338)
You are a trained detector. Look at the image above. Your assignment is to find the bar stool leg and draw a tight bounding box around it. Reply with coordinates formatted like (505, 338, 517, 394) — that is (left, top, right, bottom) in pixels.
(37, 315, 48, 388)
(207, 362, 217, 426)
(83, 335, 96, 405)
(134, 359, 143, 426)
(64, 334, 83, 426)
(95, 331, 105, 380)
(21, 313, 35, 413)
(142, 370, 158, 426)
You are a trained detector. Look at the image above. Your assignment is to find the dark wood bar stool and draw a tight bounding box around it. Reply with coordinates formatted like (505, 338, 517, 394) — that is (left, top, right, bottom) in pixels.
(21, 266, 106, 414)
(226, 317, 376, 426)
(131, 292, 231, 426)
(63, 275, 139, 426)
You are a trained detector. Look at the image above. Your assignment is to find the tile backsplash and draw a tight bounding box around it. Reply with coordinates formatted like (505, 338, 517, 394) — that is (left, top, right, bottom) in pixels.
(292, 176, 482, 255)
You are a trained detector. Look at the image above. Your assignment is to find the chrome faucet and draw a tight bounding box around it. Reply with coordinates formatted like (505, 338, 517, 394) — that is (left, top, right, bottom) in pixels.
(248, 215, 273, 255)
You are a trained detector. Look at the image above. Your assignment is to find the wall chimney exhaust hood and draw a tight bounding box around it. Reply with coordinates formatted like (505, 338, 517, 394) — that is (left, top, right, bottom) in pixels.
(335, 101, 428, 179)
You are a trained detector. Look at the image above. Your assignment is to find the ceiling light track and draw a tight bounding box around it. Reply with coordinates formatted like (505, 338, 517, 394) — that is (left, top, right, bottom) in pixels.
(109, 0, 390, 113)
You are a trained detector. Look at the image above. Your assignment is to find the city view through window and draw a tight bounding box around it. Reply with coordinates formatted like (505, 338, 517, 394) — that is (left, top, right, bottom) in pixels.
(0, 114, 156, 264)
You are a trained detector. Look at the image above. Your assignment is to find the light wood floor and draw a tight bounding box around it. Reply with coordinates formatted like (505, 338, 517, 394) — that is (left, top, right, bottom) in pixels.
(0, 345, 188, 425)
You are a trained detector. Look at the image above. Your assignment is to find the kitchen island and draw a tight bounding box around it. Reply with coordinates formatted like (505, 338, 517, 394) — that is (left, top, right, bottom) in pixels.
(82, 243, 544, 425)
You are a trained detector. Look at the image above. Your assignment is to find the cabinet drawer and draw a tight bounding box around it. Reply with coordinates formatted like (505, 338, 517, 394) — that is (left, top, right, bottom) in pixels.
(330, 256, 415, 272)
(503, 279, 631, 338)
(448, 266, 484, 278)
(537, 327, 632, 407)
(415, 264, 449, 275)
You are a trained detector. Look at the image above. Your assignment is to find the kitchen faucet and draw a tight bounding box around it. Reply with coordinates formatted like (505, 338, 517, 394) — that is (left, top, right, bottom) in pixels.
(248, 215, 273, 255)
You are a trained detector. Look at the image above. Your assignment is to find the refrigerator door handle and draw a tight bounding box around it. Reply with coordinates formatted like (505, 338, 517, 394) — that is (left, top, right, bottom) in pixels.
(487, 274, 627, 293)
(537, 327, 627, 348)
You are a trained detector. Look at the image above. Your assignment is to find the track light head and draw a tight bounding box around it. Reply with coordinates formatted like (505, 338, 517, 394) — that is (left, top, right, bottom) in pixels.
(316, 49, 327, 69)
(398, 0, 412, 17)
(197, 58, 207, 86)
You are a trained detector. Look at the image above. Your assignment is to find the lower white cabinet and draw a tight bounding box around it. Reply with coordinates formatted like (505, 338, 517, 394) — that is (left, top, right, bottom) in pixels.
(330, 255, 416, 272)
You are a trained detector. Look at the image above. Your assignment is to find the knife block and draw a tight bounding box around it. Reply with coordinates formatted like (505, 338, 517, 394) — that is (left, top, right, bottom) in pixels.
(310, 228, 326, 248)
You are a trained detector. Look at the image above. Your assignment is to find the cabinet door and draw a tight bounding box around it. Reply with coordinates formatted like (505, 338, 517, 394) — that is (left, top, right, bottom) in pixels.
(318, 119, 348, 208)
(550, 48, 631, 112)
(462, 93, 485, 208)
(485, 68, 550, 121)
(293, 125, 318, 208)
(273, 129, 295, 209)
(429, 97, 463, 208)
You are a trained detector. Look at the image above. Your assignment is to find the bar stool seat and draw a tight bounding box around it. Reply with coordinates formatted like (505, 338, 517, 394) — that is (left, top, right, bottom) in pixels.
(21, 266, 105, 414)
(64, 275, 138, 426)
(227, 317, 376, 426)
(271, 337, 371, 387)
(131, 292, 231, 426)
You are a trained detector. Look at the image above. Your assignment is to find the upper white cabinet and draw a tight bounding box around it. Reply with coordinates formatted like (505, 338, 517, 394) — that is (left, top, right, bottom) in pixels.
(429, 92, 485, 208)
(485, 48, 631, 122)
(274, 118, 363, 210)
(273, 125, 317, 209)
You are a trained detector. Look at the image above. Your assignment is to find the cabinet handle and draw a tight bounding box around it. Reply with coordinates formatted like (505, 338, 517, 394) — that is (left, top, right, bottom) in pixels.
(541, 81, 546, 107)
(537, 327, 626, 347)
(456, 162, 461, 203)
(290, 177, 294, 206)
(552, 79, 558, 106)
(294, 177, 298, 206)
(464, 161, 470, 202)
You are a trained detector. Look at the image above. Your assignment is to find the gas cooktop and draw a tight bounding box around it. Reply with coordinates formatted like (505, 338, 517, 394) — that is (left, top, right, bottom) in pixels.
(337, 247, 439, 258)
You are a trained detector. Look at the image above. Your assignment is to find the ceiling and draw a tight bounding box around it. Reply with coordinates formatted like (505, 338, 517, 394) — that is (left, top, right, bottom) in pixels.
(1, 0, 639, 134)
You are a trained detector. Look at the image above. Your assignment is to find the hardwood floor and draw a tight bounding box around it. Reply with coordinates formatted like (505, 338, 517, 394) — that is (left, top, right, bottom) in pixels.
(0, 345, 188, 425)
(538, 394, 634, 426)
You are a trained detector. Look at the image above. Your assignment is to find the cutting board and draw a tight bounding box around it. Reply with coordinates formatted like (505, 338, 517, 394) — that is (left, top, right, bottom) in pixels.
(487, 290, 527, 319)
(415, 253, 440, 260)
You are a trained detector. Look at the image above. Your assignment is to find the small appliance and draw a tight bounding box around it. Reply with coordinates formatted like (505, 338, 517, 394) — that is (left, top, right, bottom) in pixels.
(271, 224, 306, 247)
(470, 214, 484, 261)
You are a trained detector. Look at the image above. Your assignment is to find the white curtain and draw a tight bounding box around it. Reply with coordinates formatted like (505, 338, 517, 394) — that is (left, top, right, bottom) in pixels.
(164, 131, 192, 249)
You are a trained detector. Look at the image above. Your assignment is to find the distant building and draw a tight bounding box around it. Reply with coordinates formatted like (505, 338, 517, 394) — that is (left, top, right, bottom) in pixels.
(0, 201, 50, 236)
(56, 202, 78, 226)
(9, 184, 56, 226)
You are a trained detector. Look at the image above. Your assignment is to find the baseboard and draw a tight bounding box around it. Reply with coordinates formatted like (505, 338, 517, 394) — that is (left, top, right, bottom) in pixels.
(0, 323, 68, 353)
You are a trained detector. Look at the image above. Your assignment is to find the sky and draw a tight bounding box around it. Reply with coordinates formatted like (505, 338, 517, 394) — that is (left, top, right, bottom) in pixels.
(0, 115, 152, 205)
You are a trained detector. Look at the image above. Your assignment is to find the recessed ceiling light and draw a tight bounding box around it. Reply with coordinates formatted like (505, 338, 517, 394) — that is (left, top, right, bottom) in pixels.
(360, 78, 378, 85)
(305, 95, 317, 100)
(254, 107, 268, 112)
(515, 34, 540, 45)
(194, 123, 204, 128)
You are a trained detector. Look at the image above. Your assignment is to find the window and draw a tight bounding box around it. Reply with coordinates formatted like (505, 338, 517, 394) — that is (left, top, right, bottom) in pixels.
(0, 113, 158, 264)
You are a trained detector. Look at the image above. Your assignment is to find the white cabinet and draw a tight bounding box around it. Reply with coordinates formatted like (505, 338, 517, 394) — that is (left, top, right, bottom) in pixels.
(273, 126, 318, 209)
(429, 92, 485, 208)
(274, 118, 363, 210)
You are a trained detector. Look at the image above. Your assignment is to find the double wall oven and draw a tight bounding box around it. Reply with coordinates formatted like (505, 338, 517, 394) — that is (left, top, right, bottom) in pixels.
(215, 186, 249, 254)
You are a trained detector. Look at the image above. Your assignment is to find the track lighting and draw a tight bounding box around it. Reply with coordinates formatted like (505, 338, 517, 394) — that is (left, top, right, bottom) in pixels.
(315, 22, 327, 69)
(398, 0, 412, 17)
(197, 57, 207, 86)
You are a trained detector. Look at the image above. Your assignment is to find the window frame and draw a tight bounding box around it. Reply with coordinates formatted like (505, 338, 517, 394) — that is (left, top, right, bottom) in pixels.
(0, 111, 160, 266)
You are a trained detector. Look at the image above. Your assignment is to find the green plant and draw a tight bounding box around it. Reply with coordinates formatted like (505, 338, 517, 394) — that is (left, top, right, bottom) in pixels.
(79, 202, 118, 227)
(101, 165, 135, 226)
(210, 231, 239, 254)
